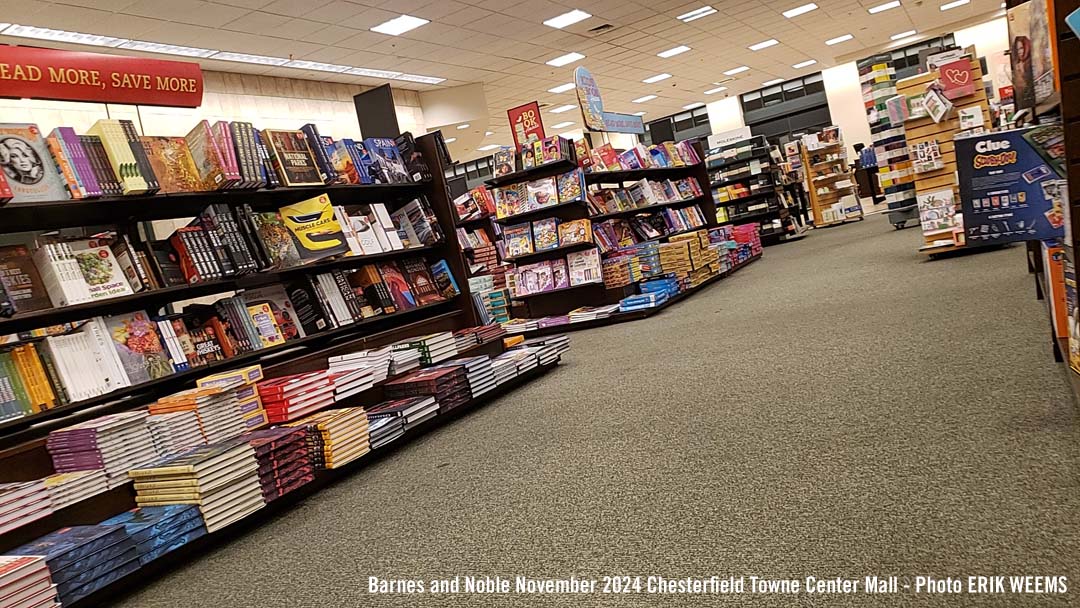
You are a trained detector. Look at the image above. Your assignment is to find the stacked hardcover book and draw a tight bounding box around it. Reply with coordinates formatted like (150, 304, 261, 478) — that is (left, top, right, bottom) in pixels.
(9, 525, 138, 606)
(491, 356, 518, 386)
(100, 505, 207, 566)
(195, 365, 267, 431)
(42, 470, 109, 511)
(391, 332, 458, 366)
(148, 386, 246, 444)
(146, 411, 206, 457)
(285, 407, 369, 470)
(0, 481, 53, 535)
(447, 356, 496, 399)
(240, 427, 314, 503)
(328, 347, 392, 383)
(127, 439, 264, 533)
(493, 350, 538, 376)
(384, 366, 470, 415)
(328, 366, 377, 404)
(366, 396, 438, 436)
(256, 371, 334, 424)
(516, 336, 569, 365)
(46, 411, 158, 489)
(366, 416, 405, 450)
(387, 348, 422, 376)
(0, 555, 60, 608)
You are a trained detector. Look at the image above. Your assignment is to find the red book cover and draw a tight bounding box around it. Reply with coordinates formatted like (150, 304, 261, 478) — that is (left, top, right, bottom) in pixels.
(0, 170, 12, 203)
(168, 228, 201, 283)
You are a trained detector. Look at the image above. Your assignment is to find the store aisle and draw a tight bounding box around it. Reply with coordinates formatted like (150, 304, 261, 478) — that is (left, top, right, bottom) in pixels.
(117, 217, 1080, 607)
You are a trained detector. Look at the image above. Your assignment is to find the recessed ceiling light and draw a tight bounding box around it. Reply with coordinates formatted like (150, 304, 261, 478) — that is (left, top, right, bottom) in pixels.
(393, 73, 445, 84)
(543, 9, 591, 28)
(999, 1, 1005, 6)
(485, 131, 494, 136)
(457, 123, 470, 129)
(552, 121, 574, 129)
(478, 144, 500, 151)
(782, 3, 818, 18)
(792, 59, 817, 69)
(763, 78, 784, 86)
(683, 102, 705, 109)
(643, 73, 672, 83)
(749, 39, 779, 51)
(347, 67, 403, 79)
(548, 82, 576, 93)
(2, 24, 128, 47)
(825, 34, 854, 45)
(546, 51, 585, 67)
(677, 6, 718, 22)
(868, 1, 901, 14)
(704, 86, 728, 94)
(891, 30, 917, 40)
(119, 40, 218, 58)
(633, 111, 647, 116)
(940, 0, 969, 9)
(370, 14, 429, 36)
(723, 66, 750, 75)
(550, 104, 577, 113)
(632, 94, 658, 103)
(445, 137, 457, 143)
(658, 45, 691, 58)
(212, 51, 290, 66)
(283, 60, 351, 72)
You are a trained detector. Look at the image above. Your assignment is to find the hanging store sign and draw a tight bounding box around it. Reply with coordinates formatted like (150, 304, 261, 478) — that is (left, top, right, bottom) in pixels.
(507, 101, 545, 150)
(574, 66, 644, 135)
(0, 46, 204, 107)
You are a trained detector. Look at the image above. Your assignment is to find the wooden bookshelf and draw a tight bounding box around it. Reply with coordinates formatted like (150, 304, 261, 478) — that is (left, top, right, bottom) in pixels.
(800, 132, 864, 227)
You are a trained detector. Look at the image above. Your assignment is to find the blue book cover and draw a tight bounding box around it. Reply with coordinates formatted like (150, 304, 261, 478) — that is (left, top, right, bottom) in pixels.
(341, 139, 373, 184)
(139, 525, 207, 565)
(363, 137, 411, 184)
(136, 517, 206, 555)
(56, 546, 138, 598)
(429, 259, 460, 299)
(50, 535, 135, 585)
(64, 556, 141, 605)
(10, 526, 127, 571)
(101, 505, 201, 545)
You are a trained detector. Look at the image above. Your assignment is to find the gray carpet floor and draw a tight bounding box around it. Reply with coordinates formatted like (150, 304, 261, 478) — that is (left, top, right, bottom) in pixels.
(115, 215, 1080, 607)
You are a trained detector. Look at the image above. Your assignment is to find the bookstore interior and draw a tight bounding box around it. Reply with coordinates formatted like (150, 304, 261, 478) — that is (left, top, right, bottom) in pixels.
(0, 0, 1076, 605)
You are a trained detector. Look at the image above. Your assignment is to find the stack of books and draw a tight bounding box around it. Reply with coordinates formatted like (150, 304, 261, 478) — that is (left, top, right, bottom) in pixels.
(0, 556, 60, 608)
(366, 396, 437, 436)
(328, 347, 392, 383)
(10, 525, 138, 606)
(452, 328, 480, 352)
(387, 348, 422, 376)
(257, 371, 334, 424)
(538, 316, 570, 329)
(567, 304, 620, 323)
(240, 427, 314, 503)
(149, 387, 246, 445)
(385, 367, 470, 415)
(127, 439, 264, 533)
(366, 416, 406, 450)
(100, 505, 206, 565)
(503, 318, 539, 333)
(516, 336, 569, 365)
(42, 470, 109, 510)
(494, 350, 538, 375)
(0, 481, 53, 534)
(46, 411, 158, 489)
(328, 366, 376, 404)
(195, 365, 267, 431)
(439, 356, 496, 399)
(285, 408, 369, 470)
(491, 357, 518, 385)
(392, 333, 458, 365)
(146, 411, 206, 456)
(619, 292, 669, 312)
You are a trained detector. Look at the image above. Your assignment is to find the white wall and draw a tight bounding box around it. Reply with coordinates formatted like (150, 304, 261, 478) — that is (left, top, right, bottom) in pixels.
(706, 97, 745, 134)
(822, 62, 873, 160)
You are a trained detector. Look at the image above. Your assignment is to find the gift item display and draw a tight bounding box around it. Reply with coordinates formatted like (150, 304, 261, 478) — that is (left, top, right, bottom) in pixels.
(801, 127, 864, 227)
(859, 54, 919, 230)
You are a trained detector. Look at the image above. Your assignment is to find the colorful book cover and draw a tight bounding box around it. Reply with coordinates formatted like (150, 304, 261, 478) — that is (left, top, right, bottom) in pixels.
(68, 239, 134, 300)
(539, 136, 562, 163)
(242, 285, 305, 340)
(429, 260, 460, 299)
(183, 120, 228, 190)
(264, 129, 323, 187)
(495, 184, 527, 219)
(376, 262, 416, 310)
(400, 258, 442, 306)
(329, 140, 361, 185)
(363, 138, 411, 184)
(140, 136, 204, 194)
(246, 303, 285, 348)
(532, 218, 559, 251)
(252, 212, 303, 269)
(567, 248, 602, 285)
(515, 261, 554, 295)
(0, 123, 70, 203)
(0, 245, 50, 313)
(278, 194, 349, 262)
(557, 169, 583, 202)
(526, 177, 558, 210)
(503, 223, 534, 257)
(551, 258, 570, 289)
(493, 147, 515, 176)
(104, 311, 174, 384)
(557, 219, 592, 244)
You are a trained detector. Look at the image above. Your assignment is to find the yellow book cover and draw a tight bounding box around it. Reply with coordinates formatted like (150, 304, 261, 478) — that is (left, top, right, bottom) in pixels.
(86, 119, 150, 195)
(278, 194, 350, 261)
(247, 303, 285, 348)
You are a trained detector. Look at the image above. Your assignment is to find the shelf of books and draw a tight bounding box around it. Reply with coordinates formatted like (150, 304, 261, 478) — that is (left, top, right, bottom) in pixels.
(706, 135, 805, 244)
(0, 89, 577, 605)
(858, 54, 919, 230)
(800, 127, 865, 227)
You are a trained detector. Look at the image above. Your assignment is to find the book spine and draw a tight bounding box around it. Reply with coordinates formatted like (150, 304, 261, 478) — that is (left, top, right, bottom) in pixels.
(253, 130, 279, 189)
(196, 213, 236, 277)
(122, 234, 154, 290)
(301, 124, 336, 184)
(59, 128, 101, 197)
(216, 205, 257, 272)
(0, 352, 32, 416)
(331, 270, 363, 321)
(82, 136, 121, 196)
(120, 119, 160, 193)
(307, 276, 338, 328)
(183, 228, 214, 281)
(169, 231, 201, 284)
(87, 121, 148, 195)
(241, 123, 261, 189)
(237, 204, 271, 271)
(316, 273, 350, 326)
(45, 132, 85, 199)
(36, 341, 70, 406)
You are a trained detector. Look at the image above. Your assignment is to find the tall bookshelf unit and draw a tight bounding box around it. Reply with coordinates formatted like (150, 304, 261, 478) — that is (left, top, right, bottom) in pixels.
(707, 135, 805, 244)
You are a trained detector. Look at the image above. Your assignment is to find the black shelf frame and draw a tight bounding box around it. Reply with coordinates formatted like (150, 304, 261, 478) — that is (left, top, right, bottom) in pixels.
(511, 280, 603, 300)
(714, 189, 780, 207)
(492, 198, 588, 225)
(454, 215, 493, 228)
(502, 241, 598, 264)
(719, 207, 788, 226)
(584, 164, 700, 184)
(589, 194, 710, 222)
(484, 158, 578, 188)
(705, 149, 770, 171)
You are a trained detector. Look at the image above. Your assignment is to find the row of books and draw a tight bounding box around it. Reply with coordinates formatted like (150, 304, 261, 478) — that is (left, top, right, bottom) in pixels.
(0, 120, 428, 204)
(487, 137, 700, 179)
(585, 177, 704, 216)
(509, 249, 602, 298)
(489, 169, 585, 220)
(590, 206, 709, 255)
(502, 218, 592, 258)
(0, 256, 460, 421)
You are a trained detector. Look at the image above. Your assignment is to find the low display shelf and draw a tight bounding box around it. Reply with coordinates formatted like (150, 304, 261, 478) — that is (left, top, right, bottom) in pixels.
(502, 241, 597, 264)
(590, 194, 710, 221)
(493, 198, 588, 224)
(584, 164, 700, 184)
(512, 280, 603, 300)
(485, 158, 577, 188)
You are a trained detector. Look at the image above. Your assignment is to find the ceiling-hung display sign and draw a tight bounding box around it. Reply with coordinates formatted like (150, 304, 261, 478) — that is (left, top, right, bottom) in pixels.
(507, 101, 545, 149)
(0, 46, 204, 107)
(573, 66, 645, 135)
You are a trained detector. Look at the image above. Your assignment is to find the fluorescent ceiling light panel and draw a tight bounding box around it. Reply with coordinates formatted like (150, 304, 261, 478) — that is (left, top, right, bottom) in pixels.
(456, 124, 470, 129)
(552, 121, 574, 129)
(212, 51, 289, 66)
(3, 24, 127, 47)
(642, 73, 672, 83)
(683, 102, 705, 109)
(283, 60, 350, 72)
(891, 30, 917, 40)
(543, 9, 591, 28)
(763, 79, 785, 86)
(704, 86, 728, 94)
(658, 45, 691, 58)
(548, 82, 576, 93)
(782, 3, 818, 18)
(749, 39, 779, 51)
(444, 137, 457, 143)
(632, 94, 657, 103)
(825, 34, 854, 45)
(120, 40, 217, 58)
(677, 6, 717, 22)
(792, 59, 817, 68)
(347, 67, 403, 78)
(485, 131, 494, 136)
(478, 144, 500, 151)
(546, 51, 585, 67)
(723, 66, 750, 75)
(370, 14, 429, 35)
(633, 111, 647, 116)
(868, 1, 901, 14)
(940, 0, 970, 9)
(550, 104, 577, 113)
(392, 73, 445, 84)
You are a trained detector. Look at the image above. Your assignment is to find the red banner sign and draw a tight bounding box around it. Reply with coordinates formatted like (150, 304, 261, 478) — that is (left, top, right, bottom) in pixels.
(0, 46, 204, 107)
(507, 102, 545, 150)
